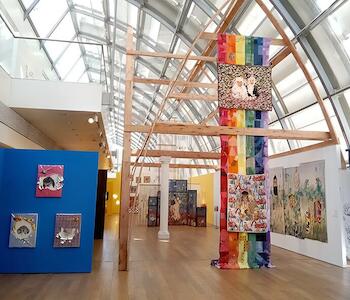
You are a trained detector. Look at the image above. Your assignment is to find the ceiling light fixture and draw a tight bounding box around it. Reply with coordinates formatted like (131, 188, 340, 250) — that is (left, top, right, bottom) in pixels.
(88, 117, 94, 124)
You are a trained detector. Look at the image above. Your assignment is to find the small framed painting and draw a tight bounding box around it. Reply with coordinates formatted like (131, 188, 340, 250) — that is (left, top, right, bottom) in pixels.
(144, 176, 151, 183)
(9, 213, 38, 248)
(54, 214, 81, 248)
(36, 165, 64, 197)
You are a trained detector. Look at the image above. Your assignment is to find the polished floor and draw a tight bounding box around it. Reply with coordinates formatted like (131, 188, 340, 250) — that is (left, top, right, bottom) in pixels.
(0, 214, 349, 300)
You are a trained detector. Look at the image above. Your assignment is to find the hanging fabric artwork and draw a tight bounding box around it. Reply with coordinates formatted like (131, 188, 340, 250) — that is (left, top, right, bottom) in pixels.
(212, 34, 272, 269)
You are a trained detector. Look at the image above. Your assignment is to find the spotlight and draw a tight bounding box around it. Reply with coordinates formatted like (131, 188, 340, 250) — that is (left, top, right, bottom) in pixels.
(113, 194, 118, 199)
(116, 200, 120, 205)
(88, 117, 94, 124)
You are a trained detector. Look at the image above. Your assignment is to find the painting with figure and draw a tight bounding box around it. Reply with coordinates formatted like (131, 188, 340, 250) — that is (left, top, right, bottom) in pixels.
(218, 64, 272, 111)
(9, 213, 38, 248)
(284, 167, 303, 238)
(36, 165, 64, 197)
(169, 192, 188, 225)
(227, 174, 267, 233)
(187, 190, 197, 227)
(270, 167, 285, 234)
(54, 214, 81, 248)
(299, 160, 327, 242)
(138, 184, 160, 226)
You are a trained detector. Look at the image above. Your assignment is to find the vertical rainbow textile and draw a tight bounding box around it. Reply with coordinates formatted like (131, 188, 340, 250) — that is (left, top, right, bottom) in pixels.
(212, 34, 271, 270)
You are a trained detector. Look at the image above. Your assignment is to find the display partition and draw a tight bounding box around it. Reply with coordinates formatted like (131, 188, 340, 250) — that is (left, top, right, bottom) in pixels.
(270, 145, 346, 267)
(118, 0, 339, 271)
(0, 149, 98, 273)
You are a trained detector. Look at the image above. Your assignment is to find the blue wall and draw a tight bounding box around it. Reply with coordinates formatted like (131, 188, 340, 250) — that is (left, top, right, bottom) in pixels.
(0, 149, 98, 273)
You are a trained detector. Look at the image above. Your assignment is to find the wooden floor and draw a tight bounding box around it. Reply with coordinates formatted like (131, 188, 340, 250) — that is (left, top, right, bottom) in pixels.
(0, 214, 350, 300)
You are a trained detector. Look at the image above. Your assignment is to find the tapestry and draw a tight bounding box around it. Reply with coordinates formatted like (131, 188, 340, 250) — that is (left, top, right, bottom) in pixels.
(36, 165, 64, 197)
(187, 190, 197, 226)
(54, 213, 81, 248)
(139, 184, 160, 226)
(169, 180, 187, 193)
(9, 213, 38, 248)
(169, 192, 188, 225)
(284, 167, 303, 238)
(270, 167, 285, 234)
(299, 160, 327, 242)
(148, 196, 158, 227)
(218, 64, 272, 111)
(212, 33, 271, 270)
(227, 174, 267, 233)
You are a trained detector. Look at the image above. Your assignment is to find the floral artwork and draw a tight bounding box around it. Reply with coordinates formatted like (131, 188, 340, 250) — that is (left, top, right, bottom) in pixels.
(9, 213, 38, 248)
(218, 64, 272, 111)
(36, 165, 64, 197)
(283, 167, 303, 238)
(227, 174, 267, 233)
(168, 192, 188, 225)
(270, 167, 285, 234)
(54, 214, 81, 248)
(299, 160, 327, 242)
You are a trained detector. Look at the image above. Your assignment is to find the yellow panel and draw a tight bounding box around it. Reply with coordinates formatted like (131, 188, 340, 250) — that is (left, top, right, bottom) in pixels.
(106, 172, 122, 215)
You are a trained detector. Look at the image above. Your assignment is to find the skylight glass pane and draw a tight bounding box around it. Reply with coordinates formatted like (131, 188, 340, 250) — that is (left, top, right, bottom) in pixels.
(30, 0, 68, 37)
(22, 0, 34, 9)
(45, 41, 69, 62)
(74, 0, 103, 12)
(49, 13, 75, 40)
(56, 43, 81, 78)
(65, 57, 85, 82)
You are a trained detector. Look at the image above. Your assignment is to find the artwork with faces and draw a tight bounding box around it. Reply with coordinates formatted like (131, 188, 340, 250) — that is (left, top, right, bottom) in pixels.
(54, 214, 81, 248)
(218, 64, 272, 111)
(36, 165, 64, 197)
(9, 213, 38, 248)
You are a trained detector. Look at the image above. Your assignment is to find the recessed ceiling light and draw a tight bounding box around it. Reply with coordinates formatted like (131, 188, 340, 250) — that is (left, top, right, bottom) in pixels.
(107, 155, 111, 159)
(88, 117, 94, 124)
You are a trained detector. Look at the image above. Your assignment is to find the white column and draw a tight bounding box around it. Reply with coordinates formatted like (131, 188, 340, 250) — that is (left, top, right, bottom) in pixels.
(158, 156, 171, 240)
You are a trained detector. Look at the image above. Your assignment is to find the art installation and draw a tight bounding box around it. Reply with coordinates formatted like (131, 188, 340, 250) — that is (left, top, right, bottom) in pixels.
(299, 160, 327, 242)
(270, 167, 285, 234)
(54, 214, 81, 248)
(227, 174, 267, 233)
(36, 165, 64, 197)
(9, 213, 38, 248)
(187, 190, 197, 226)
(148, 196, 158, 227)
(139, 184, 160, 226)
(196, 207, 207, 227)
(212, 33, 272, 270)
(168, 192, 188, 225)
(169, 179, 187, 193)
(283, 167, 303, 238)
(218, 64, 272, 111)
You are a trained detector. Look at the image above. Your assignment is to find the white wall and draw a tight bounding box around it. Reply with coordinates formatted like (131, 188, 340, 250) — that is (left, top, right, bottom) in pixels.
(269, 145, 347, 267)
(10, 79, 102, 112)
(340, 169, 350, 259)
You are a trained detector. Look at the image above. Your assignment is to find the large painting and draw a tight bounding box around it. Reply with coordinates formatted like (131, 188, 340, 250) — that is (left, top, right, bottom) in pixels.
(284, 167, 303, 238)
(169, 192, 188, 225)
(9, 213, 38, 248)
(270, 167, 285, 234)
(169, 180, 187, 193)
(299, 160, 327, 242)
(187, 190, 197, 226)
(139, 184, 160, 226)
(54, 214, 81, 248)
(36, 165, 64, 197)
(218, 64, 272, 111)
(227, 174, 267, 233)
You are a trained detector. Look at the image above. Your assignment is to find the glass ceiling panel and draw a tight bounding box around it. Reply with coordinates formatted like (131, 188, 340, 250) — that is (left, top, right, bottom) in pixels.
(30, 0, 68, 37)
(74, 0, 104, 13)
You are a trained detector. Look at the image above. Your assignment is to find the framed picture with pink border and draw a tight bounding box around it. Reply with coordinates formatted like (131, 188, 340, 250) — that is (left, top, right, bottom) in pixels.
(36, 165, 64, 197)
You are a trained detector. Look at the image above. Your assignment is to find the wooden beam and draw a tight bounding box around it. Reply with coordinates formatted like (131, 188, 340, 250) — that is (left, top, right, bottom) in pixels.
(119, 26, 133, 272)
(131, 149, 220, 159)
(269, 139, 337, 160)
(256, 0, 337, 142)
(271, 46, 291, 67)
(133, 77, 217, 89)
(168, 93, 217, 101)
(200, 32, 285, 46)
(131, 162, 219, 169)
(200, 108, 219, 124)
(127, 50, 216, 62)
(125, 123, 331, 141)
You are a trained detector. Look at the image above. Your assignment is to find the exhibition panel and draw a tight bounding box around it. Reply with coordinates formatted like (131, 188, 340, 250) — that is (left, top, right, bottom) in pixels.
(0, 149, 98, 273)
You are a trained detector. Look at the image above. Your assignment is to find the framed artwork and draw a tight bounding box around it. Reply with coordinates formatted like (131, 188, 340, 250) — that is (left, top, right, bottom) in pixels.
(284, 167, 303, 238)
(9, 213, 38, 248)
(299, 160, 327, 242)
(148, 197, 158, 227)
(143, 176, 151, 183)
(168, 192, 188, 225)
(218, 64, 272, 111)
(36, 165, 64, 197)
(130, 185, 137, 194)
(187, 190, 197, 226)
(54, 214, 81, 248)
(227, 174, 267, 233)
(270, 167, 285, 234)
(196, 207, 207, 227)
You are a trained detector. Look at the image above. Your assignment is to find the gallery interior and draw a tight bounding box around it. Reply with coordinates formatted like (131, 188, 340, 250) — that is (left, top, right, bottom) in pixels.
(1, 0, 350, 299)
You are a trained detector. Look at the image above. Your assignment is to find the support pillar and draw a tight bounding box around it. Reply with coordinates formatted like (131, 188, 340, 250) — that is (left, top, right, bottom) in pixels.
(158, 156, 171, 240)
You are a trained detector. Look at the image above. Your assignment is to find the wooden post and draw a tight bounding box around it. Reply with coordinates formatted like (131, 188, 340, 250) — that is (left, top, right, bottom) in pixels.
(118, 26, 134, 271)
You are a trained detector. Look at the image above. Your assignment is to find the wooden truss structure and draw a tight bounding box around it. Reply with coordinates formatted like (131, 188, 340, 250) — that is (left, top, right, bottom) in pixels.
(118, 0, 338, 271)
